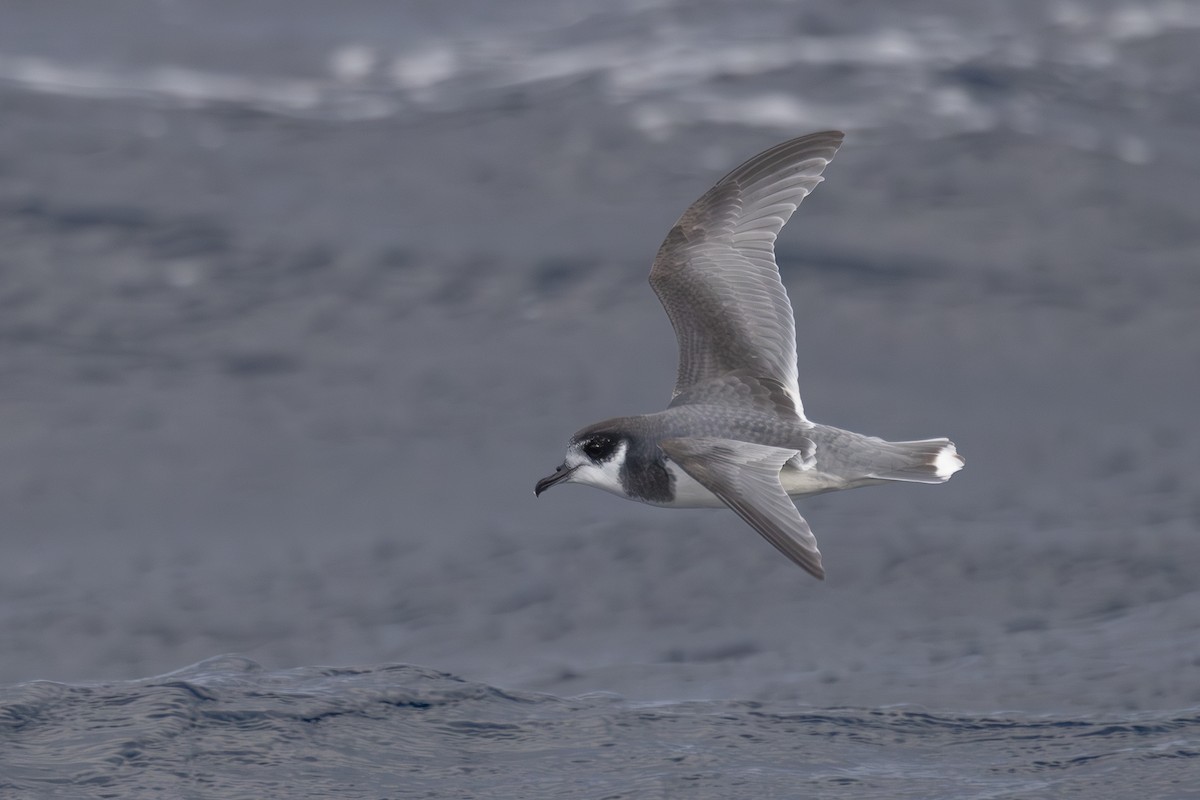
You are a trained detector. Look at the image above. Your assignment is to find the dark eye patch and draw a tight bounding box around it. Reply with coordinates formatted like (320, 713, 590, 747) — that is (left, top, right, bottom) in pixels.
(582, 435, 617, 461)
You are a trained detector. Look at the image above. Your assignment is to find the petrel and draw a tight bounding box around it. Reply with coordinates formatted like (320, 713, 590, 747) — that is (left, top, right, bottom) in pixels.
(535, 132, 963, 579)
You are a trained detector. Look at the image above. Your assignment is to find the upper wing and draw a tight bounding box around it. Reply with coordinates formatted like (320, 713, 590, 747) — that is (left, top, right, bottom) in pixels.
(659, 437, 825, 580)
(649, 131, 844, 419)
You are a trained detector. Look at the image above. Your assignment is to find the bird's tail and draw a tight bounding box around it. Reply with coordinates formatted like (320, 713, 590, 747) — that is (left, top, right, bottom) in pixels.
(866, 438, 964, 484)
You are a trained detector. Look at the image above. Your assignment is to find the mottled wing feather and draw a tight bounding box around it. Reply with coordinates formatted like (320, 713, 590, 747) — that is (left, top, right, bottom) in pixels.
(667, 371, 806, 422)
(650, 131, 844, 419)
(659, 437, 825, 579)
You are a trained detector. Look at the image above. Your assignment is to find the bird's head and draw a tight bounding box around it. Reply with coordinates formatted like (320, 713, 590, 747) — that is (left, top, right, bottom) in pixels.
(535, 425, 630, 498)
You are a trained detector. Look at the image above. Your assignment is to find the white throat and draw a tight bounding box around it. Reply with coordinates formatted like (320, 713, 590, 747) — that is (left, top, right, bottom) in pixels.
(566, 440, 629, 498)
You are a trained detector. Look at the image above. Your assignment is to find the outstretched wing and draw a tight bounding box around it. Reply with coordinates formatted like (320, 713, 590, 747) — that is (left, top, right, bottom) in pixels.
(649, 131, 844, 419)
(660, 437, 825, 579)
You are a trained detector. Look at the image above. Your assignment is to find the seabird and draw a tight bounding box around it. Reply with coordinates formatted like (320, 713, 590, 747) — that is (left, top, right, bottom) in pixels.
(535, 131, 963, 579)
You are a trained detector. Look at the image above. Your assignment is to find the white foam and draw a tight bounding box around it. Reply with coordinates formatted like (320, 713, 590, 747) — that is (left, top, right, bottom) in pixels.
(596, 30, 951, 101)
(1115, 134, 1152, 165)
(2, 4, 1193, 158)
(629, 103, 674, 141)
(696, 93, 815, 130)
(329, 44, 378, 83)
(928, 87, 996, 132)
(389, 47, 458, 93)
(0, 53, 397, 120)
(1051, 1, 1093, 30)
(630, 89, 869, 140)
(1109, 6, 1161, 39)
(0, 54, 315, 107)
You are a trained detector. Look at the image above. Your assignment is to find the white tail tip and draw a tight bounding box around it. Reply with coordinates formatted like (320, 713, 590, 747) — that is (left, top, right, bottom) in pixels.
(934, 442, 965, 480)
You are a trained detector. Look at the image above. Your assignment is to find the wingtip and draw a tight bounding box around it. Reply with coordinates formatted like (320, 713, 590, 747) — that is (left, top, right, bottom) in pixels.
(806, 129, 846, 150)
(794, 551, 825, 580)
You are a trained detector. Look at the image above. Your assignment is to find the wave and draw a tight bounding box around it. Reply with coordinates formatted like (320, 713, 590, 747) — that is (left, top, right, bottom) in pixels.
(2, 656, 1196, 799)
(2, 1, 1195, 156)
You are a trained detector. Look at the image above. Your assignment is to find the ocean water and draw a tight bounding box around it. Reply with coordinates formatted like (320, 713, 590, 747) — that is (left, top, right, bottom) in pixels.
(2, 657, 1197, 799)
(2, 0, 1200, 797)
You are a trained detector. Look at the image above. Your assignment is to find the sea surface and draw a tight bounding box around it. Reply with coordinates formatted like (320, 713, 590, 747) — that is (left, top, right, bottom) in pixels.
(2, 1, 1199, 797)
(3, 657, 1197, 799)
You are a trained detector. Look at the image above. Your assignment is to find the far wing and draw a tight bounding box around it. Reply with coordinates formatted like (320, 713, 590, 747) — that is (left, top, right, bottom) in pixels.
(650, 131, 844, 419)
(660, 437, 824, 579)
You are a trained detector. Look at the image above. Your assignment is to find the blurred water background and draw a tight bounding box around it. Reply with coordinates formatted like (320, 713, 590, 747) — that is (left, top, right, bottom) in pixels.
(1, 0, 1198, 796)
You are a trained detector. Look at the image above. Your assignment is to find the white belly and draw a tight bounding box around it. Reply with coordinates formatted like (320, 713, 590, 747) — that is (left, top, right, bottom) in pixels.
(654, 462, 852, 508)
(656, 461, 725, 507)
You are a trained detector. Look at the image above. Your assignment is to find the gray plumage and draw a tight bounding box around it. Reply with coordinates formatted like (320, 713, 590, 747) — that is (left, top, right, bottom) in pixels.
(536, 131, 963, 580)
(651, 131, 843, 415)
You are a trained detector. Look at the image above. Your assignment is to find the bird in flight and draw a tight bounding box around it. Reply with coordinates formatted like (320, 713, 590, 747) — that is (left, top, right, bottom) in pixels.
(535, 132, 963, 579)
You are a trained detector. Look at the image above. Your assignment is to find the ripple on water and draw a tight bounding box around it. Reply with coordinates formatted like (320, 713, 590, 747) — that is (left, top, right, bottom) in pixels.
(1, 657, 1197, 799)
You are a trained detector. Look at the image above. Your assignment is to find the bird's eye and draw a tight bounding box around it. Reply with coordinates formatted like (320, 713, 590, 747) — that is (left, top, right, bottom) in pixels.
(582, 435, 617, 461)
